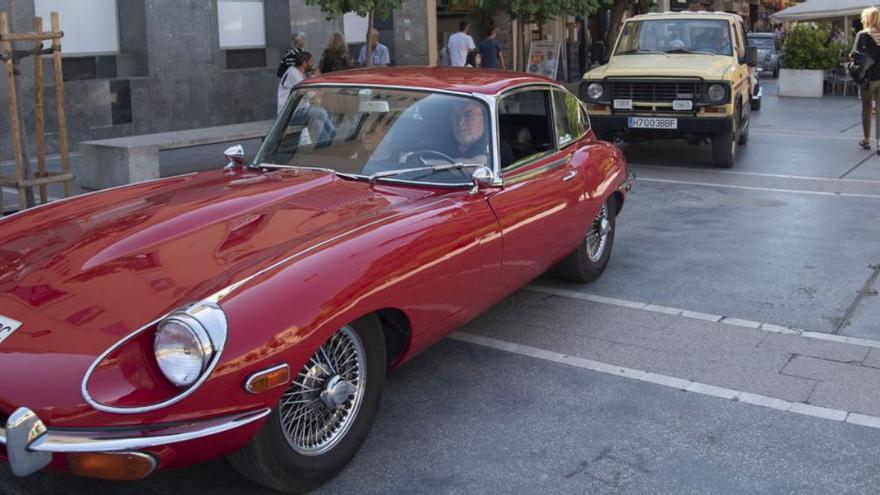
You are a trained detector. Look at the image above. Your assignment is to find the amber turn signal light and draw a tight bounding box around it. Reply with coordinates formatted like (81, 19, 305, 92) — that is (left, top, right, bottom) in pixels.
(66, 452, 157, 481)
(245, 364, 291, 394)
(703, 106, 725, 114)
(587, 104, 608, 112)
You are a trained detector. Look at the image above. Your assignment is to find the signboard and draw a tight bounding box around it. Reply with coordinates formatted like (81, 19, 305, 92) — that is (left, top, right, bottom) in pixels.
(526, 41, 561, 80)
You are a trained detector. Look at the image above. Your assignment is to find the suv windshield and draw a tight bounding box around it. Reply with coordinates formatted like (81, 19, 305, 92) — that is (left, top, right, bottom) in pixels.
(615, 19, 734, 56)
(254, 87, 493, 185)
(747, 36, 777, 49)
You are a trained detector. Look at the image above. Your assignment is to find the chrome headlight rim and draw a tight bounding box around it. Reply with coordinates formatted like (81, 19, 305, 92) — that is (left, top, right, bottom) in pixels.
(705, 83, 728, 104)
(586, 82, 605, 101)
(154, 315, 214, 388)
(81, 300, 229, 415)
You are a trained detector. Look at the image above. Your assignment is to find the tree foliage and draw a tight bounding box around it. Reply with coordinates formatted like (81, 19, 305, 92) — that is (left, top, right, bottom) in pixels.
(475, 0, 604, 25)
(303, 0, 402, 20)
(781, 23, 844, 70)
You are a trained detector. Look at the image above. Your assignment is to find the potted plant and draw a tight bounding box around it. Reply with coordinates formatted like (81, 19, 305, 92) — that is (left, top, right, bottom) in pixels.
(779, 23, 844, 97)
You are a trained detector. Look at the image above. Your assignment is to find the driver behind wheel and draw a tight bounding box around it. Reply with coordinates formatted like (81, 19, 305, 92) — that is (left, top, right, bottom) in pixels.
(450, 100, 490, 165)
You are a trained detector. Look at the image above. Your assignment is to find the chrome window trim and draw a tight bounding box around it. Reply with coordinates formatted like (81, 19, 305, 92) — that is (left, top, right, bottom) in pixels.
(81, 301, 228, 415)
(0, 407, 270, 453)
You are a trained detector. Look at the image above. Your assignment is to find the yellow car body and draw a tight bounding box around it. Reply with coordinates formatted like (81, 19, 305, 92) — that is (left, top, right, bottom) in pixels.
(581, 11, 760, 168)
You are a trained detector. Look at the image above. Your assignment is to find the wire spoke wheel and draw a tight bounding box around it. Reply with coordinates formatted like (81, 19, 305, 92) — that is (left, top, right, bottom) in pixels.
(585, 204, 611, 263)
(279, 325, 367, 456)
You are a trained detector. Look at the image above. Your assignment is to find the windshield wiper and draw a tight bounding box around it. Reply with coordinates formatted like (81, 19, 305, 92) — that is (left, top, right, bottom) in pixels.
(258, 163, 364, 181)
(664, 48, 717, 55)
(367, 162, 484, 185)
(617, 49, 664, 55)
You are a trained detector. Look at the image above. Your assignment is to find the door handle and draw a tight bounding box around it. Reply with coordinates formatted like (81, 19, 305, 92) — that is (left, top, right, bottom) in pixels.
(563, 170, 578, 182)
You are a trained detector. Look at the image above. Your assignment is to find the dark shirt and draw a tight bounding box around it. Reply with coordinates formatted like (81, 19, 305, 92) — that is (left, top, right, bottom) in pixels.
(853, 32, 880, 82)
(454, 132, 514, 166)
(277, 47, 303, 78)
(319, 48, 352, 73)
(479, 38, 502, 69)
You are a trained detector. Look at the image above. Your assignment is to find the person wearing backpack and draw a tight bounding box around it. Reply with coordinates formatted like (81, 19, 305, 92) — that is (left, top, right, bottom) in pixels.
(853, 7, 880, 152)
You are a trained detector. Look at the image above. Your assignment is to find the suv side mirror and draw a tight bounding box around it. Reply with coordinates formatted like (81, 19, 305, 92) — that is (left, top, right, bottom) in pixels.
(744, 46, 758, 67)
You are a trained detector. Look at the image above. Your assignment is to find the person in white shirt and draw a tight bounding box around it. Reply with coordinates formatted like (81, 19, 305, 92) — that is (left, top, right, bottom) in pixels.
(277, 52, 312, 114)
(447, 21, 476, 67)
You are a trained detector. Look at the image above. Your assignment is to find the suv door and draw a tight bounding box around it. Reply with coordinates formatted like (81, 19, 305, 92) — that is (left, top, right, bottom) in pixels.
(489, 86, 588, 290)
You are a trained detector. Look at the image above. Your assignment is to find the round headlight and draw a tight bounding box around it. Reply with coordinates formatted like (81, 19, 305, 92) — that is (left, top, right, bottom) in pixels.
(154, 318, 213, 388)
(707, 84, 727, 103)
(587, 82, 605, 100)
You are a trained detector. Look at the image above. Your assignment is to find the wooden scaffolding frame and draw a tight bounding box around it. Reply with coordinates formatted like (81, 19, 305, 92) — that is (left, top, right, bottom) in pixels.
(0, 11, 72, 214)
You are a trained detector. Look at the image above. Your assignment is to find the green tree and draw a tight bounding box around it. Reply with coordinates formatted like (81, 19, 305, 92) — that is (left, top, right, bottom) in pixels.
(303, 0, 403, 66)
(475, 0, 604, 25)
(781, 23, 844, 70)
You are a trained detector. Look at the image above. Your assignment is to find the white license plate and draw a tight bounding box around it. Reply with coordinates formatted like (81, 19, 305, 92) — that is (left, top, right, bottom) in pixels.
(0, 314, 23, 345)
(672, 100, 693, 111)
(613, 99, 633, 110)
(628, 117, 678, 129)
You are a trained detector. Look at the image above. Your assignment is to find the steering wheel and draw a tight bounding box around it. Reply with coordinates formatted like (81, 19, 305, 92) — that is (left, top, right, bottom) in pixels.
(405, 149, 473, 181)
(410, 149, 458, 165)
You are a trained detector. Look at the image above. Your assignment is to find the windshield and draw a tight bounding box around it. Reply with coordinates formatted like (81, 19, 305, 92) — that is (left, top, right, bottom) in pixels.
(254, 87, 493, 185)
(615, 19, 734, 56)
(748, 36, 776, 49)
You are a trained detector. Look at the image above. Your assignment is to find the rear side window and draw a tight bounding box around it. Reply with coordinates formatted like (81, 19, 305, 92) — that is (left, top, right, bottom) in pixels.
(552, 91, 588, 147)
(498, 89, 554, 168)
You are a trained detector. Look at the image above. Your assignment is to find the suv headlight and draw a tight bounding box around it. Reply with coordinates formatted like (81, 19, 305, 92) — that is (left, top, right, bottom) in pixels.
(586, 82, 605, 100)
(706, 84, 728, 103)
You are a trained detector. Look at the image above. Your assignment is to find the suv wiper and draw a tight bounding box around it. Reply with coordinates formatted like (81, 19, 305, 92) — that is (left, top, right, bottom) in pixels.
(664, 48, 717, 55)
(617, 49, 664, 55)
(367, 162, 483, 185)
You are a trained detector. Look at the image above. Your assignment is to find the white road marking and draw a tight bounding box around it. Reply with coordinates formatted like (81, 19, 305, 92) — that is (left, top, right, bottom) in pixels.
(637, 177, 880, 199)
(526, 285, 880, 350)
(630, 164, 880, 184)
(450, 331, 880, 430)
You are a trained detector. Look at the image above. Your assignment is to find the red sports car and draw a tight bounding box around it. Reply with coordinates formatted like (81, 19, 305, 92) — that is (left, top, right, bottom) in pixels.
(0, 68, 631, 492)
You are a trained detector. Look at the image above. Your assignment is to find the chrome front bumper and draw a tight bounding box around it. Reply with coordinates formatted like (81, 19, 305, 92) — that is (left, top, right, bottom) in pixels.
(0, 406, 270, 476)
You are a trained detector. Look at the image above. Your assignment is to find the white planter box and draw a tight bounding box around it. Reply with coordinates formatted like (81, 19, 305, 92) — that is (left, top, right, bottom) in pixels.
(778, 69, 824, 98)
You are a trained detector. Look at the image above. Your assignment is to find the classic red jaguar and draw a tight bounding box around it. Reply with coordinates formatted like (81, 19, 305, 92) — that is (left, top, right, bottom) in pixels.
(0, 68, 631, 492)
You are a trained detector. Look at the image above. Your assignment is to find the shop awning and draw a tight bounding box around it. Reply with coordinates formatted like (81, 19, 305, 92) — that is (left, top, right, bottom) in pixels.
(771, 0, 880, 22)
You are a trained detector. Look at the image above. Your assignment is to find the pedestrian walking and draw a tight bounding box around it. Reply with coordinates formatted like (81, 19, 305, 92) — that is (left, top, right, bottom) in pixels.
(447, 21, 476, 67)
(852, 7, 880, 152)
(357, 28, 390, 67)
(277, 31, 306, 78)
(478, 26, 505, 69)
(278, 51, 312, 114)
(319, 32, 352, 74)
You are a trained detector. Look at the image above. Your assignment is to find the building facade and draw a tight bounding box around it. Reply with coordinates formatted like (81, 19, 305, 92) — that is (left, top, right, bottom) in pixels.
(0, 1, 594, 163)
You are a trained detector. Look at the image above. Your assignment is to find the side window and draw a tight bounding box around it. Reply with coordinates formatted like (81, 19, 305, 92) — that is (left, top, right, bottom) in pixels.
(498, 89, 554, 169)
(552, 91, 588, 148)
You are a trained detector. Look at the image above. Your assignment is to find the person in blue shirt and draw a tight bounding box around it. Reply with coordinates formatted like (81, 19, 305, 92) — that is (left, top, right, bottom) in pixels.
(357, 28, 391, 67)
(478, 27, 505, 70)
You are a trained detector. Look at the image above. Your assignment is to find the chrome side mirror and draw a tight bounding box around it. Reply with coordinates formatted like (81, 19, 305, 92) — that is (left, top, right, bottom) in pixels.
(469, 166, 496, 194)
(223, 145, 246, 170)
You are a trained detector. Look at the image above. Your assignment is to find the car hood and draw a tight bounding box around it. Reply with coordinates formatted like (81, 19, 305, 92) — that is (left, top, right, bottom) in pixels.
(0, 169, 431, 406)
(585, 54, 737, 80)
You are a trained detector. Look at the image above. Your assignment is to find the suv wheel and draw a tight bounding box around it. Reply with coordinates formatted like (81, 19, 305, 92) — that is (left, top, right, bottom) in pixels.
(712, 119, 737, 169)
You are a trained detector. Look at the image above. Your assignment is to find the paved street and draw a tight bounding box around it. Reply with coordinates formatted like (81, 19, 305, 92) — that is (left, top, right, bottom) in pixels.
(4, 80, 880, 493)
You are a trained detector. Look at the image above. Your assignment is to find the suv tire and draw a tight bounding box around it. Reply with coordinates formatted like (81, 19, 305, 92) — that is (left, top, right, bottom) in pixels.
(712, 120, 737, 168)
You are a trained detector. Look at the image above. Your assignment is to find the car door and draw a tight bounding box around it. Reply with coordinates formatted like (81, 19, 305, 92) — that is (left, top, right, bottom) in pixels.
(488, 86, 588, 292)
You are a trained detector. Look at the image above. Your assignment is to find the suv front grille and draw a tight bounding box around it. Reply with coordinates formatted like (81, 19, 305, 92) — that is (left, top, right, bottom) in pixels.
(611, 80, 700, 102)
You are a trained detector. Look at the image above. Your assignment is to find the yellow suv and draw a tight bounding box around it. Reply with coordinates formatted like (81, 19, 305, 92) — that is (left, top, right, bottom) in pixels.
(581, 12, 760, 168)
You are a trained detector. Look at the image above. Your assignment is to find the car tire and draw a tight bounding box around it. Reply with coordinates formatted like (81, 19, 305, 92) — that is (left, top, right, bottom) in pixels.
(750, 95, 761, 112)
(555, 198, 616, 283)
(712, 120, 737, 169)
(228, 315, 387, 493)
(738, 119, 750, 145)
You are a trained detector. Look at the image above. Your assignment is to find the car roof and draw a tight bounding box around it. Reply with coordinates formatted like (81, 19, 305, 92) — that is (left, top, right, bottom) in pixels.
(629, 11, 742, 22)
(301, 67, 563, 96)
